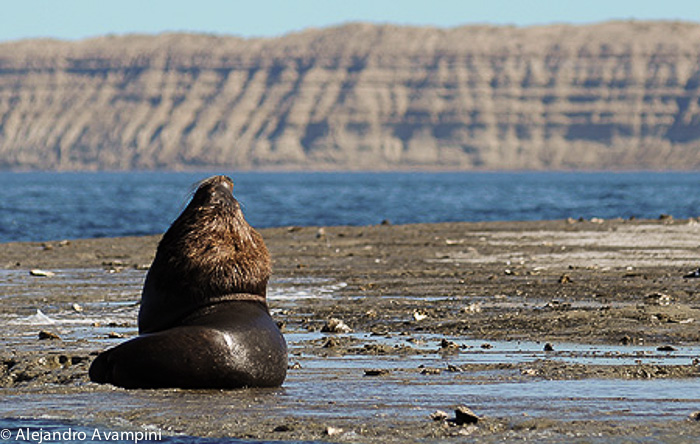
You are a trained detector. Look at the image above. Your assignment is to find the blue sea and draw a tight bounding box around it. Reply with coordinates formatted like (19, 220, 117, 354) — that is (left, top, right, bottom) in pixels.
(1, 171, 699, 243)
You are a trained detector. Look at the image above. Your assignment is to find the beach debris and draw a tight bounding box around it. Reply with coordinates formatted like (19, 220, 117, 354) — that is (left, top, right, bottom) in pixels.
(324, 426, 344, 436)
(689, 411, 700, 421)
(453, 406, 481, 425)
(683, 268, 700, 279)
(413, 310, 428, 321)
(71, 303, 84, 313)
(543, 343, 554, 352)
(364, 368, 391, 376)
(430, 410, 449, 421)
(321, 318, 352, 333)
(29, 269, 55, 277)
(657, 345, 677, 352)
(38, 330, 61, 340)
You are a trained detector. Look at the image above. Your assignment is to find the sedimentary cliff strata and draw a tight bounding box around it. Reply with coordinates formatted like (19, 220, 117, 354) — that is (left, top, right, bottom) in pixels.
(0, 21, 699, 170)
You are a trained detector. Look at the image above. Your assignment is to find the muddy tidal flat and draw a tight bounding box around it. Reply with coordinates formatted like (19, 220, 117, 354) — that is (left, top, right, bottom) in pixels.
(2, 219, 700, 443)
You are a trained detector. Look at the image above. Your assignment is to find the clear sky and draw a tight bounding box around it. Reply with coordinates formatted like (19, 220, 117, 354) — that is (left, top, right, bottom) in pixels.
(0, 0, 698, 42)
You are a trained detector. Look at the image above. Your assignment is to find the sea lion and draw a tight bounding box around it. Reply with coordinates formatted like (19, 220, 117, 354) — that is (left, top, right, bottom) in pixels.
(89, 175, 287, 389)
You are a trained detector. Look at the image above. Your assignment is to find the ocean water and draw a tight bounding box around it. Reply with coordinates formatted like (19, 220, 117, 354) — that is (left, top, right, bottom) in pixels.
(0, 171, 699, 243)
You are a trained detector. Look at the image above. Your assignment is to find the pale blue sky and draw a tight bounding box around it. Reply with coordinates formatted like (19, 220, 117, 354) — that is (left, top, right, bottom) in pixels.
(0, 0, 698, 42)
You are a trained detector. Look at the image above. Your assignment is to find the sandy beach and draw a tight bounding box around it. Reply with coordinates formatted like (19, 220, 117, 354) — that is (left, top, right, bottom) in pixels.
(2, 218, 700, 442)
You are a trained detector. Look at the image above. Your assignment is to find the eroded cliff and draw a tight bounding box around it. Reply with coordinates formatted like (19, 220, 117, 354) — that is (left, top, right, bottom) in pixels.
(0, 21, 699, 170)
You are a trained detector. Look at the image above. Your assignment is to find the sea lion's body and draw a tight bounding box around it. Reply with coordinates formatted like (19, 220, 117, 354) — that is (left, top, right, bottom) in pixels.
(89, 176, 287, 389)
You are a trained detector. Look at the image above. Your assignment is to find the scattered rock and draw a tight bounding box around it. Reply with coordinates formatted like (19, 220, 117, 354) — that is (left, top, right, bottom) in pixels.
(29, 269, 55, 277)
(689, 411, 700, 421)
(558, 274, 571, 284)
(289, 362, 302, 370)
(620, 335, 632, 345)
(657, 345, 677, 352)
(322, 337, 341, 348)
(413, 310, 428, 321)
(316, 227, 326, 239)
(645, 292, 671, 305)
(440, 338, 460, 350)
(430, 410, 449, 421)
(380, 219, 391, 226)
(683, 268, 700, 279)
(71, 303, 83, 313)
(421, 367, 441, 375)
(364, 368, 391, 376)
(543, 343, 554, 352)
(480, 343, 493, 349)
(446, 364, 463, 372)
(273, 424, 293, 432)
(107, 332, 124, 339)
(461, 303, 482, 314)
(38, 331, 61, 340)
(321, 318, 352, 333)
(454, 406, 480, 425)
(324, 426, 343, 436)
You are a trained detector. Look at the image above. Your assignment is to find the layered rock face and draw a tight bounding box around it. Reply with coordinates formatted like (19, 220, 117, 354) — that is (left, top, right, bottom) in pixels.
(0, 21, 699, 170)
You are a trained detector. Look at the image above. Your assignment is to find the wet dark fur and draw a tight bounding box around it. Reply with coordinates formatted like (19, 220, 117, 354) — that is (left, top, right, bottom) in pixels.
(89, 176, 287, 389)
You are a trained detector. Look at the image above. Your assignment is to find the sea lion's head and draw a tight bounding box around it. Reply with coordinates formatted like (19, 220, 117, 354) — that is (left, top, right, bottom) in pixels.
(139, 175, 271, 333)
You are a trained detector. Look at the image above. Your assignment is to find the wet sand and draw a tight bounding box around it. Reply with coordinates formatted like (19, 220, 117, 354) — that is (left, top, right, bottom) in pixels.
(2, 218, 700, 442)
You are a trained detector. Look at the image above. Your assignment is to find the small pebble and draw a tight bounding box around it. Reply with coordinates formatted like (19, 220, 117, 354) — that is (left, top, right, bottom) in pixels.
(413, 311, 428, 321)
(30, 269, 55, 277)
(321, 318, 352, 333)
(273, 425, 292, 432)
(430, 410, 449, 421)
(364, 368, 391, 376)
(454, 406, 480, 425)
(38, 331, 61, 340)
(325, 426, 343, 436)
